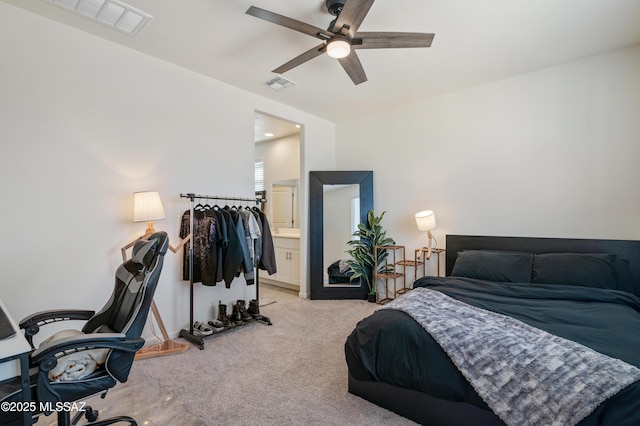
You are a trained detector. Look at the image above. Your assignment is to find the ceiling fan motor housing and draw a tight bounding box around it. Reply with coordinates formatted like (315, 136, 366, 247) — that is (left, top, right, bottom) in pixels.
(326, 0, 347, 16)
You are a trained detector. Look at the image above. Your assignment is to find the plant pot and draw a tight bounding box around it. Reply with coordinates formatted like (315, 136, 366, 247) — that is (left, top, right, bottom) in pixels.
(367, 293, 377, 303)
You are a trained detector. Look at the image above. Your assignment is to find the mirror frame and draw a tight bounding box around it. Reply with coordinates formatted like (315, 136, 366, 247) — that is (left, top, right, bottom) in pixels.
(309, 171, 373, 300)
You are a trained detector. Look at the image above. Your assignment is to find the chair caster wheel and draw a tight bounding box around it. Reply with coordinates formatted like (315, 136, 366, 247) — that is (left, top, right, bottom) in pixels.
(85, 406, 99, 422)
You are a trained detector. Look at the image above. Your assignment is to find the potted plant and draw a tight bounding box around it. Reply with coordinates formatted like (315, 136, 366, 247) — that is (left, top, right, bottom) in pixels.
(346, 210, 395, 302)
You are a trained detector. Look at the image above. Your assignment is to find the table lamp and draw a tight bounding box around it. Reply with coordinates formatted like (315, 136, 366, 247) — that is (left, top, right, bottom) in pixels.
(415, 210, 437, 259)
(133, 191, 166, 236)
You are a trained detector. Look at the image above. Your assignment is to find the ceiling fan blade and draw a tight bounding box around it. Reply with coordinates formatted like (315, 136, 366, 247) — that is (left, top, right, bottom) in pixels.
(272, 43, 327, 74)
(246, 6, 333, 41)
(338, 50, 368, 85)
(332, 0, 375, 38)
(353, 32, 435, 49)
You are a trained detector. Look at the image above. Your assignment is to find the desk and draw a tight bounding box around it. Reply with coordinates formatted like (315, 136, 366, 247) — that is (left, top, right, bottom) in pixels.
(0, 298, 33, 426)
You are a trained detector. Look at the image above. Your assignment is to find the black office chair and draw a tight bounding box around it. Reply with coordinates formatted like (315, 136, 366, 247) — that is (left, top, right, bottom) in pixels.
(0, 231, 168, 426)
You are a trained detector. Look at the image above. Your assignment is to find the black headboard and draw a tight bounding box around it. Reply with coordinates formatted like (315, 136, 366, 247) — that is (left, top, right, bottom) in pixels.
(446, 235, 640, 295)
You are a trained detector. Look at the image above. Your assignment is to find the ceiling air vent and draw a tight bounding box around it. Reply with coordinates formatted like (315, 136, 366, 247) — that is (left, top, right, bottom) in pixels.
(265, 75, 297, 91)
(47, 0, 152, 36)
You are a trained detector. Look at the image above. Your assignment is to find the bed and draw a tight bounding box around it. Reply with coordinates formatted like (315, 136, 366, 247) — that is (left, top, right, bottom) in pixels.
(345, 235, 640, 426)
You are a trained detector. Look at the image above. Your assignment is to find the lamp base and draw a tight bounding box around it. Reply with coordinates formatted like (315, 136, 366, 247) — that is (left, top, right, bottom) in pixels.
(417, 247, 433, 260)
(135, 339, 190, 360)
(425, 231, 434, 260)
(143, 221, 156, 237)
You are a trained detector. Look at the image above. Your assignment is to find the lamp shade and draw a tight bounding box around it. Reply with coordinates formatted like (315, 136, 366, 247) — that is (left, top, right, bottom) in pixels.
(415, 210, 437, 231)
(133, 191, 166, 223)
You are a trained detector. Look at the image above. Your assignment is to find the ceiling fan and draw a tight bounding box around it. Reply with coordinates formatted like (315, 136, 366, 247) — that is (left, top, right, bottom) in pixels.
(246, 0, 435, 85)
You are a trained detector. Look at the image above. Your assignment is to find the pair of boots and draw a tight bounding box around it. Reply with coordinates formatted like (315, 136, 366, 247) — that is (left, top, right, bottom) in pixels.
(217, 299, 260, 326)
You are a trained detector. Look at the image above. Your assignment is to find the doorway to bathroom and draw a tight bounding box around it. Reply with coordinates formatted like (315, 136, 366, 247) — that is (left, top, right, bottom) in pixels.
(254, 111, 302, 293)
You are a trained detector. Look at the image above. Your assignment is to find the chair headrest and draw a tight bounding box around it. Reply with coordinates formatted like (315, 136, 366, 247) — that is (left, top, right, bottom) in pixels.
(147, 231, 169, 255)
(131, 238, 158, 268)
(131, 231, 168, 268)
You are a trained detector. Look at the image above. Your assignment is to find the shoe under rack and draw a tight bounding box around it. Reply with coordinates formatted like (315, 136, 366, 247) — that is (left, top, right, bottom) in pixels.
(180, 299, 272, 350)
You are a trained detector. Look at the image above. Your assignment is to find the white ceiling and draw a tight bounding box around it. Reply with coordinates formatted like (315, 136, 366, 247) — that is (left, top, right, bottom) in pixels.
(4, 0, 640, 122)
(254, 111, 300, 144)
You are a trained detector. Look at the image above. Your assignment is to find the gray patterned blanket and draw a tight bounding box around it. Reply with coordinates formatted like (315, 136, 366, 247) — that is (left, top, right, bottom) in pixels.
(380, 288, 640, 426)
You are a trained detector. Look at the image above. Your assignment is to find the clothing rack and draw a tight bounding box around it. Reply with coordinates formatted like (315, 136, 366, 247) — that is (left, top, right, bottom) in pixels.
(178, 192, 272, 350)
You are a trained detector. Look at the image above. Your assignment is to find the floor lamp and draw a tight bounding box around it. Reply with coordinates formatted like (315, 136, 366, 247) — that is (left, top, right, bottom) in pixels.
(123, 191, 190, 360)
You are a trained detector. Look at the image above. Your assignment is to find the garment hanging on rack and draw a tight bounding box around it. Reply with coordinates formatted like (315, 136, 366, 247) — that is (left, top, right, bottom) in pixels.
(207, 208, 228, 286)
(179, 209, 215, 285)
(228, 207, 254, 286)
(251, 209, 264, 268)
(180, 203, 275, 287)
(219, 206, 245, 287)
(253, 207, 277, 275)
(240, 208, 261, 268)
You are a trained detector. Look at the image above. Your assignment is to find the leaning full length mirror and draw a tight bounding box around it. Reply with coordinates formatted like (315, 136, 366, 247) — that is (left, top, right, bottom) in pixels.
(309, 171, 373, 300)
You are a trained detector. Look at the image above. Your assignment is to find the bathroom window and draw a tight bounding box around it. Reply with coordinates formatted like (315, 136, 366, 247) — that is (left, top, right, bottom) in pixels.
(254, 159, 264, 192)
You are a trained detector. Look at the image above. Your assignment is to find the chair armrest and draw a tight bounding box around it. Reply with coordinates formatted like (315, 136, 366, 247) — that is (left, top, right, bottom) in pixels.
(19, 309, 95, 349)
(20, 309, 95, 328)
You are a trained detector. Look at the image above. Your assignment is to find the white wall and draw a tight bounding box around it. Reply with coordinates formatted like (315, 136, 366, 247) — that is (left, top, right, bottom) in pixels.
(336, 45, 640, 274)
(0, 3, 334, 338)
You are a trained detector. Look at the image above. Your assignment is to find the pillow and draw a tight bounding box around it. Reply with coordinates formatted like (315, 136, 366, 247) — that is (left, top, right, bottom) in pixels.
(531, 253, 617, 289)
(612, 257, 635, 294)
(451, 250, 534, 283)
(40, 329, 109, 382)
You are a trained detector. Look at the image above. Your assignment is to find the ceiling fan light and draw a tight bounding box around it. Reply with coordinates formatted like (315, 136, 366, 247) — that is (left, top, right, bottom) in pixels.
(327, 39, 351, 59)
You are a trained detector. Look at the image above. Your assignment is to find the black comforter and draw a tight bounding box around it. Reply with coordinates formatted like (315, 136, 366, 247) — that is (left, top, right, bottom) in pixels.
(345, 276, 640, 425)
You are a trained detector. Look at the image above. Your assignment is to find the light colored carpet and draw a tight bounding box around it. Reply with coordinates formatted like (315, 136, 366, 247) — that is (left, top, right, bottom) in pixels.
(40, 285, 418, 425)
(134, 285, 418, 425)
